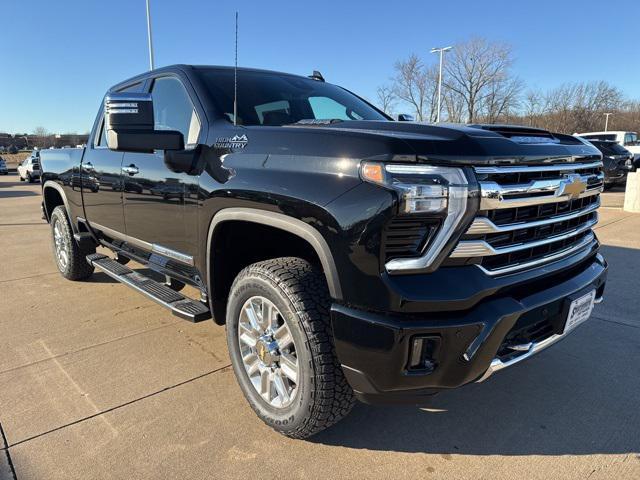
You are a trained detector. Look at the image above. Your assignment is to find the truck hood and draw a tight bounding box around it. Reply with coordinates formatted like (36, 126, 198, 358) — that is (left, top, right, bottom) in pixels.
(237, 120, 602, 166)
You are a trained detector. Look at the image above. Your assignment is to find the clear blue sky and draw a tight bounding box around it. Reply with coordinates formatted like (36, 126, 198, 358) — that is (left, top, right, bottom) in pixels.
(2, 0, 639, 134)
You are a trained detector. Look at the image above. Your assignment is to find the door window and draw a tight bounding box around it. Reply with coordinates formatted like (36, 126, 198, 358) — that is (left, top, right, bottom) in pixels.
(624, 133, 638, 146)
(151, 77, 201, 148)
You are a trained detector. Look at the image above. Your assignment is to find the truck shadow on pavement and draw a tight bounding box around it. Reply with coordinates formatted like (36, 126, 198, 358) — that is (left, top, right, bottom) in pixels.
(0, 190, 39, 198)
(312, 245, 640, 456)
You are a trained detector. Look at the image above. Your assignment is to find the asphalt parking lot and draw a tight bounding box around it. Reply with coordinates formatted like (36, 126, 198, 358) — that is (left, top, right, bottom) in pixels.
(0, 174, 639, 480)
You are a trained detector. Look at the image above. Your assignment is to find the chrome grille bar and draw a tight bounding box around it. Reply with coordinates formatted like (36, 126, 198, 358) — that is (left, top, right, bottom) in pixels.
(476, 233, 596, 276)
(480, 173, 603, 210)
(474, 161, 602, 174)
(451, 217, 598, 257)
(467, 198, 600, 234)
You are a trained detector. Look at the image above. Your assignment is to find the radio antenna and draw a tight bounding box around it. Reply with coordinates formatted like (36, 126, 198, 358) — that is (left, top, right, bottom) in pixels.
(233, 11, 238, 126)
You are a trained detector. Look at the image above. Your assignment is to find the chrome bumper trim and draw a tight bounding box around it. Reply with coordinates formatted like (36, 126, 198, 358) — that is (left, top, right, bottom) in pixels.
(477, 290, 603, 383)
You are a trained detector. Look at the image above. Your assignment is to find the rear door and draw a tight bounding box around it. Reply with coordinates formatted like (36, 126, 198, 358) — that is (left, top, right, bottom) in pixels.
(82, 82, 145, 236)
(121, 74, 202, 259)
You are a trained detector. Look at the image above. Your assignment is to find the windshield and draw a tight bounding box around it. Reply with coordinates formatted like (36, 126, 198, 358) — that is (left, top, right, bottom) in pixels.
(583, 134, 616, 141)
(592, 141, 629, 155)
(196, 68, 389, 126)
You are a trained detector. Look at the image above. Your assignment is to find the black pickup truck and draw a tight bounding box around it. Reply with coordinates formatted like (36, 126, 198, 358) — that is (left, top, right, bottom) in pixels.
(40, 65, 607, 438)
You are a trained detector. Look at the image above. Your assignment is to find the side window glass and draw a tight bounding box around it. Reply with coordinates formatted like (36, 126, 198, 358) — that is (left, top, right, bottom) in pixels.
(151, 77, 200, 148)
(95, 118, 108, 147)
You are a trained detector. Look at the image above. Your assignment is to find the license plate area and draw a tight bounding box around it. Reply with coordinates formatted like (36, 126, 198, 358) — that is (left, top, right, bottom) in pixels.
(563, 289, 596, 334)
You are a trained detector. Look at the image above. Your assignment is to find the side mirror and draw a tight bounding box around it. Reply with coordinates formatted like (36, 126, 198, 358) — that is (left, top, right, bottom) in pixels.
(397, 114, 415, 122)
(105, 92, 184, 153)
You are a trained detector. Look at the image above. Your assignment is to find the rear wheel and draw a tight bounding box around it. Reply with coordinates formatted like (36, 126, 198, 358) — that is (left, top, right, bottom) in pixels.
(50, 206, 96, 280)
(226, 257, 355, 439)
(26, 173, 32, 183)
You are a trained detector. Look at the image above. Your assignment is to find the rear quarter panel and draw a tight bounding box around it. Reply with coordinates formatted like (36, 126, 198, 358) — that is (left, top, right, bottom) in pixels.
(40, 148, 85, 224)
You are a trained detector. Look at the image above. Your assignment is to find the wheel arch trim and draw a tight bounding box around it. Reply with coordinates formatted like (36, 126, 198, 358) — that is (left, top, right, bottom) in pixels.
(206, 207, 343, 301)
(42, 181, 74, 228)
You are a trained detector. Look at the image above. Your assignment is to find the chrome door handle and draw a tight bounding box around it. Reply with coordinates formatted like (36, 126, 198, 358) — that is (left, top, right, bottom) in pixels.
(122, 165, 139, 176)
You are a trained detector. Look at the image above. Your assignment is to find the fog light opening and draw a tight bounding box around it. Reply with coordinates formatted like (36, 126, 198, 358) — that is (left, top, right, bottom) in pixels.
(408, 336, 440, 373)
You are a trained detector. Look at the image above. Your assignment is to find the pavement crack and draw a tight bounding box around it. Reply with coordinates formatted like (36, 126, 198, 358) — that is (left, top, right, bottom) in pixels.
(0, 421, 18, 480)
(591, 314, 640, 330)
(0, 272, 58, 284)
(594, 215, 634, 230)
(0, 322, 177, 377)
(6, 364, 231, 449)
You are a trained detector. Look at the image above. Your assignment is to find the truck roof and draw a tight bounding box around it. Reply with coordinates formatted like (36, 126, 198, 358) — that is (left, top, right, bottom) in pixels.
(110, 64, 322, 92)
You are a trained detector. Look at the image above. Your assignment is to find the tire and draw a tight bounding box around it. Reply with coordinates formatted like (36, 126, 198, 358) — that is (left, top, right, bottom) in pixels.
(50, 205, 96, 280)
(226, 257, 355, 439)
(19, 174, 24, 181)
(26, 173, 32, 183)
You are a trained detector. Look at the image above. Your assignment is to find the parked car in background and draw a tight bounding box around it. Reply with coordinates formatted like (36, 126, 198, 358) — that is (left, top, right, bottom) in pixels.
(0, 156, 8, 175)
(17, 151, 41, 182)
(577, 131, 640, 166)
(585, 140, 631, 187)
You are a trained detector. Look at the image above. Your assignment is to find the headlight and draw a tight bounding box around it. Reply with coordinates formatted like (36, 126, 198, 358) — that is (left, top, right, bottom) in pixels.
(361, 162, 469, 273)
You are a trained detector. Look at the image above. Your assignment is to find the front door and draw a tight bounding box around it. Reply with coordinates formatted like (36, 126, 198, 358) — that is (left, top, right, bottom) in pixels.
(122, 75, 202, 258)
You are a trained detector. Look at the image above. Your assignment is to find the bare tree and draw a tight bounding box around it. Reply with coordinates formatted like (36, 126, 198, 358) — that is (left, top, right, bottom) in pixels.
(481, 76, 523, 123)
(523, 89, 544, 126)
(392, 54, 436, 121)
(33, 127, 50, 149)
(443, 37, 518, 123)
(376, 85, 397, 117)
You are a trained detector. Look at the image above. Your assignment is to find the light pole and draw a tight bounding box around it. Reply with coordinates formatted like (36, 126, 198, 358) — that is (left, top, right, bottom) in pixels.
(603, 112, 612, 132)
(430, 46, 452, 123)
(146, 0, 155, 70)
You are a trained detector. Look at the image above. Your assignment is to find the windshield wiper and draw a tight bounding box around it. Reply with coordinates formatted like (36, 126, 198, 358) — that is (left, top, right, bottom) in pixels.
(291, 119, 344, 126)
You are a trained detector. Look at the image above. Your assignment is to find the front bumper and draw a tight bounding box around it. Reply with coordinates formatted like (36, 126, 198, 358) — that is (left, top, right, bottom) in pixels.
(331, 254, 607, 405)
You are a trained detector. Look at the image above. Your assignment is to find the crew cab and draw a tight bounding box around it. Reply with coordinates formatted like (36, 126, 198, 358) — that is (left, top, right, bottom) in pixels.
(40, 65, 607, 438)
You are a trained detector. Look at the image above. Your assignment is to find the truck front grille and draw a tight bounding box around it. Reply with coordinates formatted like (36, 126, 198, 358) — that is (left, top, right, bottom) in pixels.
(449, 161, 603, 275)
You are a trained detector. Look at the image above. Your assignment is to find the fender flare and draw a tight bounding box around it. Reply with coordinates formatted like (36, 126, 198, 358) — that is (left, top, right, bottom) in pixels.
(42, 181, 73, 227)
(206, 207, 342, 300)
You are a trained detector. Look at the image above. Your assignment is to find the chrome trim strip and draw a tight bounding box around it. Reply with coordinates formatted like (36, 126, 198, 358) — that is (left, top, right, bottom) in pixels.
(475, 233, 596, 276)
(467, 200, 600, 234)
(91, 221, 194, 265)
(151, 244, 194, 266)
(474, 161, 603, 174)
(452, 218, 597, 257)
(90, 222, 153, 251)
(476, 332, 565, 382)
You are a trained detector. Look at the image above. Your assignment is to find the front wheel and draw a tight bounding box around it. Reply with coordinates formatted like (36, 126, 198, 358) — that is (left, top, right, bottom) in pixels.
(226, 257, 355, 439)
(50, 206, 96, 280)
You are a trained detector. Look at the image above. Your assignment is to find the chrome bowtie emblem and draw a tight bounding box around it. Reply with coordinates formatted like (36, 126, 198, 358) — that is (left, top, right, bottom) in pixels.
(559, 174, 587, 199)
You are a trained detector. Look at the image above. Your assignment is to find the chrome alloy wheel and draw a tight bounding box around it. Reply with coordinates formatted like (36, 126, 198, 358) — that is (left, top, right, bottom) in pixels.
(238, 296, 299, 408)
(53, 219, 69, 270)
